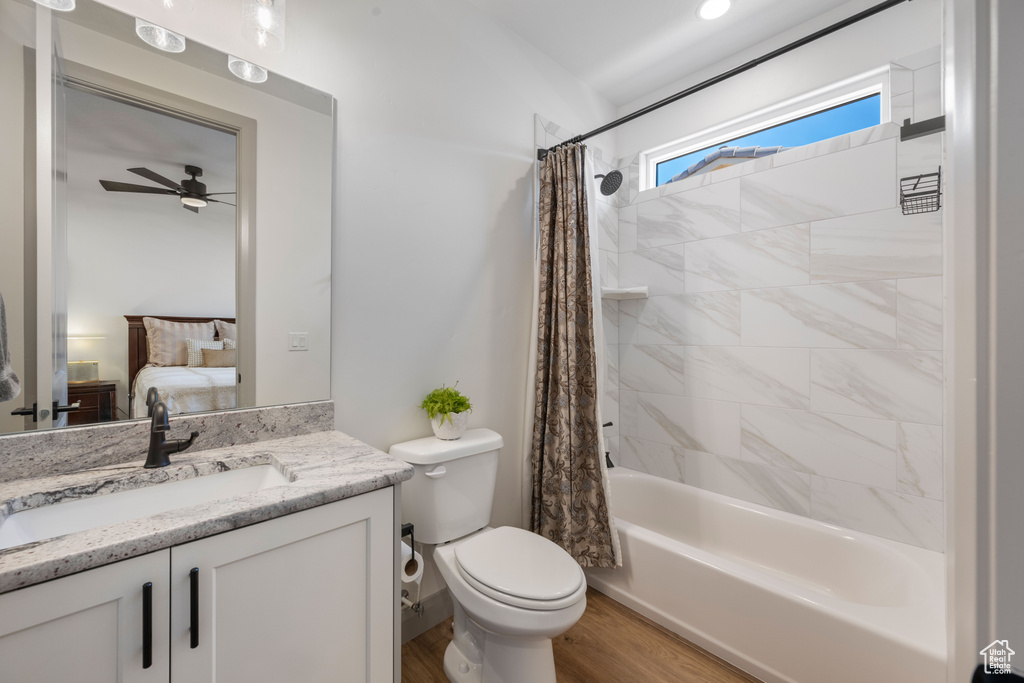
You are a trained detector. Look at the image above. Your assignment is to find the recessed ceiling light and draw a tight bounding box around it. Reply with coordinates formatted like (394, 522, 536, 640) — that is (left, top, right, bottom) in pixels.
(228, 55, 269, 83)
(697, 0, 731, 20)
(135, 17, 186, 53)
(31, 0, 75, 10)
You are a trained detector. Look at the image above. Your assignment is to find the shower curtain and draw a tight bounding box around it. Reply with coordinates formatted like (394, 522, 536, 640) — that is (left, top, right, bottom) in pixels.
(530, 142, 620, 569)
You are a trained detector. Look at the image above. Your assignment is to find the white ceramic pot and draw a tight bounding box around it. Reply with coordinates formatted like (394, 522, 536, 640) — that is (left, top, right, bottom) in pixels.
(431, 411, 469, 440)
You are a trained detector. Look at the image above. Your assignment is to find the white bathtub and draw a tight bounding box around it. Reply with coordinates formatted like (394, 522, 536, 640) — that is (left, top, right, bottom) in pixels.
(585, 468, 946, 683)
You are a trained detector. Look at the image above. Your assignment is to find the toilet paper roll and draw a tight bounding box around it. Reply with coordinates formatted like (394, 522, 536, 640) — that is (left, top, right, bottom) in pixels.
(401, 540, 424, 585)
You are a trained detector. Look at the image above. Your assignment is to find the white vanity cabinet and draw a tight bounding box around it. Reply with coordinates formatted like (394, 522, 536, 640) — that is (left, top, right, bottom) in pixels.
(0, 487, 395, 683)
(0, 550, 171, 683)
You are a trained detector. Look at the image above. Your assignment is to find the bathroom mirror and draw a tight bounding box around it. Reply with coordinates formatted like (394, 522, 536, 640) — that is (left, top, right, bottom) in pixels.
(0, 0, 334, 436)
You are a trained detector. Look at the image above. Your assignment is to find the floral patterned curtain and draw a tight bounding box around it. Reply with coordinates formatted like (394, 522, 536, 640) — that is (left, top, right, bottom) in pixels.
(531, 143, 618, 568)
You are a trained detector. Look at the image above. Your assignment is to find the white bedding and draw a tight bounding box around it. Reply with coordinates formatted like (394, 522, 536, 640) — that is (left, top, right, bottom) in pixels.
(132, 364, 236, 417)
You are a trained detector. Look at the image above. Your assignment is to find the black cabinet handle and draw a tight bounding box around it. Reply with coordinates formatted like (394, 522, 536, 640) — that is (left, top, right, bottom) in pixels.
(189, 567, 199, 649)
(142, 582, 153, 669)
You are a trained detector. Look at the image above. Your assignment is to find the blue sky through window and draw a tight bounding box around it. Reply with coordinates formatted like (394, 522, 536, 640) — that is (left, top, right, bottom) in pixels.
(655, 93, 882, 186)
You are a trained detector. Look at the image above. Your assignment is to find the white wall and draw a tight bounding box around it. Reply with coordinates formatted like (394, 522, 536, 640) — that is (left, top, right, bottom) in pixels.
(613, 0, 942, 162)
(94, 0, 614, 600)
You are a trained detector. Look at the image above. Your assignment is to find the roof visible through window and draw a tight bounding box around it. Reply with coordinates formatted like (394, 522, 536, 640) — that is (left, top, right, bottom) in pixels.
(655, 93, 882, 186)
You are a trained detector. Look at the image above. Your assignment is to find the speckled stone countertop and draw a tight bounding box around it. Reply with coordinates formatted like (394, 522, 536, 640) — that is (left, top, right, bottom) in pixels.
(0, 430, 413, 593)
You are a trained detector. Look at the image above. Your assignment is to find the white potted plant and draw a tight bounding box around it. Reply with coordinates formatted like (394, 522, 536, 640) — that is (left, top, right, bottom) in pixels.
(420, 383, 472, 440)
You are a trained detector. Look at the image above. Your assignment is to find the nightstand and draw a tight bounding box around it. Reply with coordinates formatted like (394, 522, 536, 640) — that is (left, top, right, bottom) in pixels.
(67, 380, 118, 426)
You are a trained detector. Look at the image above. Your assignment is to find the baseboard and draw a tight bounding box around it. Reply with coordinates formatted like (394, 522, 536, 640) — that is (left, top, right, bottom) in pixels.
(401, 588, 453, 644)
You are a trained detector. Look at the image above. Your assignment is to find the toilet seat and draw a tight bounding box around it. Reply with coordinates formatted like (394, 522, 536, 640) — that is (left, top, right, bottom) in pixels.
(454, 526, 585, 611)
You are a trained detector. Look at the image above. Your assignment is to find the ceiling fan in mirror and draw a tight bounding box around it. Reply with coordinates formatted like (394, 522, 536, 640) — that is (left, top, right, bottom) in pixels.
(98, 165, 236, 213)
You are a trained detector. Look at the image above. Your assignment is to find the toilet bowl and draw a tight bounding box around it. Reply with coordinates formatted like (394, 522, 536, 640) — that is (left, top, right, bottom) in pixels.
(390, 430, 587, 683)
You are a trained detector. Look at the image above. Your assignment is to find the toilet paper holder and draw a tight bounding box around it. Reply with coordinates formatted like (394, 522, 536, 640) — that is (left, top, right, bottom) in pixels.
(402, 523, 415, 552)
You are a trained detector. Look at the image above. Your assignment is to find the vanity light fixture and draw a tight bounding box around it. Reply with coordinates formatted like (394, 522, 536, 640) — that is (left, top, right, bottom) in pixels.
(31, 0, 75, 10)
(228, 55, 269, 83)
(242, 0, 285, 53)
(135, 17, 186, 53)
(155, 0, 194, 11)
(697, 0, 731, 20)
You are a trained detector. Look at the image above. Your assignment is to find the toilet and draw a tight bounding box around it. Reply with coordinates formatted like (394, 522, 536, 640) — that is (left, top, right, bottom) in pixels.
(390, 428, 587, 683)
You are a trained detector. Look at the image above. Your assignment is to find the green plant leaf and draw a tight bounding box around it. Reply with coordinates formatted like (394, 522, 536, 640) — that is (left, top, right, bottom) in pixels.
(420, 383, 473, 424)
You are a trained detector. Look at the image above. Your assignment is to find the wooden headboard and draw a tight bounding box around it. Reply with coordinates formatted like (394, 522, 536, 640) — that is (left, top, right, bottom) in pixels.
(124, 315, 236, 406)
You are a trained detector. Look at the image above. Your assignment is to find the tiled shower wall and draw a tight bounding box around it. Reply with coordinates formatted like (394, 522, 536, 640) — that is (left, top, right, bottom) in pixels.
(604, 51, 945, 552)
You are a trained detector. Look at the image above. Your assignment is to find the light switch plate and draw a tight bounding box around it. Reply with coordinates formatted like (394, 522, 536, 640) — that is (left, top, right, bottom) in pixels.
(288, 332, 309, 352)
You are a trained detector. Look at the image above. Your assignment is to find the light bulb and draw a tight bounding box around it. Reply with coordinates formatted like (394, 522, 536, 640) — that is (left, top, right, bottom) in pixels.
(181, 196, 208, 208)
(697, 0, 731, 20)
(242, 0, 285, 52)
(228, 56, 269, 83)
(135, 18, 186, 53)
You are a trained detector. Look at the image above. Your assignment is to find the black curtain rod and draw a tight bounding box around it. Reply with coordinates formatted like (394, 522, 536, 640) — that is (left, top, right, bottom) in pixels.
(539, 0, 911, 160)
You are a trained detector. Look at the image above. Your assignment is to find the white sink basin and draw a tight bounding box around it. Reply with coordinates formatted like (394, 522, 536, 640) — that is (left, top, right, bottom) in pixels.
(0, 465, 290, 551)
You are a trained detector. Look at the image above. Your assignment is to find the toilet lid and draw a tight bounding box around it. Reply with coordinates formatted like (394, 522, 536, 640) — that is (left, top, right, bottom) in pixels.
(454, 526, 584, 604)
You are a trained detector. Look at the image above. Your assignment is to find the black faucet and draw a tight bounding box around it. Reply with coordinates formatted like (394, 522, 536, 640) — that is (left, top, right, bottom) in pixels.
(144, 401, 199, 468)
(145, 387, 160, 418)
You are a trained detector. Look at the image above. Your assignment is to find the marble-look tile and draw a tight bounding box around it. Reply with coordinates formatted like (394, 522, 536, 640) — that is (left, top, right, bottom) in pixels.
(595, 200, 618, 252)
(619, 436, 686, 483)
(898, 422, 943, 500)
(637, 179, 741, 248)
(741, 405, 898, 489)
(0, 401, 335, 483)
(619, 299, 640, 344)
(620, 345, 686, 396)
(893, 46, 940, 71)
(810, 349, 943, 424)
(810, 477, 943, 551)
(685, 347, 810, 409)
(620, 390, 638, 438)
(891, 64, 914, 96)
(602, 299, 619, 346)
(599, 250, 619, 288)
(629, 154, 641, 203)
(638, 292, 740, 346)
(849, 123, 900, 148)
(618, 204, 638, 254)
(740, 281, 897, 349)
(810, 208, 942, 283)
(897, 134, 942, 179)
(772, 134, 850, 168)
(637, 393, 741, 457)
(685, 224, 809, 293)
(602, 389, 620, 436)
(685, 450, 811, 516)
(619, 244, 686, 295)
(897, 277, 943, 350)
(741, 140, 897, 231)
(913, 63, 943, 121)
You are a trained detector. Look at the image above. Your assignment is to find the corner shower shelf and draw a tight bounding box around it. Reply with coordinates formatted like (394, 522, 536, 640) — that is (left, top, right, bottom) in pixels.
(600, 286, 649, 300)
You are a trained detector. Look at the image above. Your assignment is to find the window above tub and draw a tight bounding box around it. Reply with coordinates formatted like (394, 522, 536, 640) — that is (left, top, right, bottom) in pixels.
(641, 70, 888, 190)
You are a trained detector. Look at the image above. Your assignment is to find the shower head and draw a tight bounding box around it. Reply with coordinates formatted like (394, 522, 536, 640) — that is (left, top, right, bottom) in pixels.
(595, 170, 623, 196)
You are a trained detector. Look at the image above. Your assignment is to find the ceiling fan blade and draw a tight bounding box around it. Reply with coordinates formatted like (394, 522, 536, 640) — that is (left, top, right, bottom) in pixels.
(128, 167, 183, 191)
(99, 180, 177, 194)
(206, 198, 236, 207)
(203, 192, 237, 196)
(183, 203, 200, 214)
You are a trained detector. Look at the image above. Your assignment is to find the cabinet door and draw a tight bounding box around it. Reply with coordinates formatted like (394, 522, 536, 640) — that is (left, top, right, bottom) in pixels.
(0, 550, 170, 683)
(170, 488, 394, 683)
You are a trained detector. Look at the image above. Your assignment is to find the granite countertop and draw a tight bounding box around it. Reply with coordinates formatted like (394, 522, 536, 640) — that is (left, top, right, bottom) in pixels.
(0, 430, 414, 593)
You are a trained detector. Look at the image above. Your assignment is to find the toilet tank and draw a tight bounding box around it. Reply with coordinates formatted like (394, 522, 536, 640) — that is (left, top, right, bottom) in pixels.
(389, 428, 504, 545)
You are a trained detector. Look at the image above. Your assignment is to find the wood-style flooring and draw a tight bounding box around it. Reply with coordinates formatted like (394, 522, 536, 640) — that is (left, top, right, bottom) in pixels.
(401, 588, 761, 683)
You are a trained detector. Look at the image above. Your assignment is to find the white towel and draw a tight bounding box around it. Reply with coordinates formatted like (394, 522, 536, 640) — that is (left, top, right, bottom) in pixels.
(0, 291, 21, 402)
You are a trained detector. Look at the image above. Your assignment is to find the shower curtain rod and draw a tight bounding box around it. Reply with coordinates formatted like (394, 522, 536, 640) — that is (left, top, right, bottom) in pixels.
(538, 0, 911, 160)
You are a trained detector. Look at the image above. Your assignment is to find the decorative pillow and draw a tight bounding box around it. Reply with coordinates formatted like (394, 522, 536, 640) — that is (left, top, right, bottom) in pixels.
(186, 339, 223, 367)
(215, 319, 236, 342)
(223, 338, 237, 350)
(144, 317, 214, 367)
(202, 348, 236, 368)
